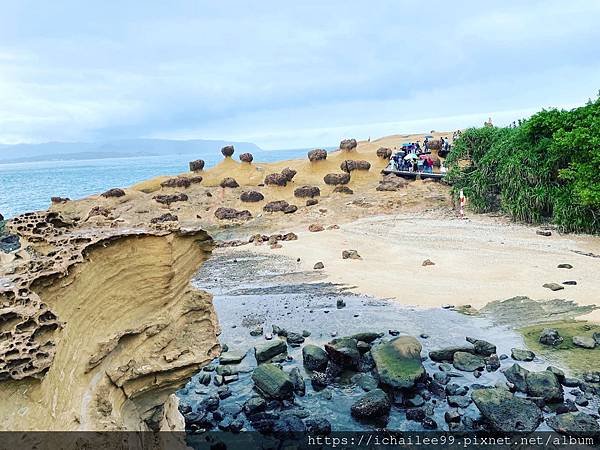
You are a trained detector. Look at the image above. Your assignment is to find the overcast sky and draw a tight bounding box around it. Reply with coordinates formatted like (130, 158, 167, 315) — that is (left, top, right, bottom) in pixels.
(1, 1, 599, 149)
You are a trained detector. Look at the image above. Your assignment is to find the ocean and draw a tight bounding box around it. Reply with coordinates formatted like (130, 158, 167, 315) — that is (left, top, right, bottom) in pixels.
(0, 149, 309, 219)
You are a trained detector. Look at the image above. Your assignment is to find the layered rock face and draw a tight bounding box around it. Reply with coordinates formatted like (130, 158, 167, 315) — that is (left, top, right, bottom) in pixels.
(0, 211, 219, 431)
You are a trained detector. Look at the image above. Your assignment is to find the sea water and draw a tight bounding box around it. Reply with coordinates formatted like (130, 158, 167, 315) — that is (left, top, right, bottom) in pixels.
(0, 149, 309, 218)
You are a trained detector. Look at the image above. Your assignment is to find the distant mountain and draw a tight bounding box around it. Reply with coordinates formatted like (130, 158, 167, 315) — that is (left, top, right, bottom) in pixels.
(0, 139, 262, 163)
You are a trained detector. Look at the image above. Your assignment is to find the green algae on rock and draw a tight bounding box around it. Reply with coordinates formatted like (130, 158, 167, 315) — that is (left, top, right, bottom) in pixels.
(371, 336, 425, 390)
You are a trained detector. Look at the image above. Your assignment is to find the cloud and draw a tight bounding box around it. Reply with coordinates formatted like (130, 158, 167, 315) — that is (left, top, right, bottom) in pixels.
(0, 0, 598, 148)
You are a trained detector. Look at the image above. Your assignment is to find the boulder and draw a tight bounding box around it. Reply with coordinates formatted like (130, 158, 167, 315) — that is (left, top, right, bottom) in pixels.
(572, 336, 596, 349)
(472, 388, 543, 432)
(251, 364, 293, 399)
(557, 263, 573, 269)
(219, 177, 239, 188)
(323, 173, 351, 185)
(542, 282, 564, 291)
(304, 417, 332, 435)
(263, 200, 298, 214)
(340, 160, 371, 173)
(309, 224, 324, 232)
(289, 367, 305, 396)
(525, 371, 563, 403)
(221, 145, 234, 157)
(153, 193, 188, 205)
(313, 262, 324, 270)
(350, 332, 383, 343)
(504, 363, 529, 392)
(239, 152, 253, 163)
(350, 389, 391, 419)
(287, 332, 305, 346)
(294, 185, 320, 198)
(511, 348, 535, 361)
(214, 207, 252, 221)
(342, 249, 361, 260)
(255, 340, 287, 364)
(240, 190, 264, 202)
(376, 147, 392, 159)
(50, 196, 70, 203)
(453, 352, 485, 372)
(302, 344, 329, 371)
(466, 337, 496, 356)
(546, 412, 600, 434)
(161, 177, 192, 188)
(264, 173, 288, 186)
(189, 159, 205, 171)
(308, 148, 327, 162)
(325, 337, 360, 369)
(371, 336, 425, 390)
(281, 168, 297, 182)
(282, 232, 297, 241)
(306, 199, 318, 206)
(340, 138, 358, 151)
(429, 346, 474, 362)
(101, 188, 126, 198)
(377, 174, 408, 191)
(539, 328, 563, 346)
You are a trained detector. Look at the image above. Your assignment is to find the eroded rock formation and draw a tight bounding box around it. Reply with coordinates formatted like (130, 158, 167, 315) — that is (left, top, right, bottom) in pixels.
(0, 210, 219, 431)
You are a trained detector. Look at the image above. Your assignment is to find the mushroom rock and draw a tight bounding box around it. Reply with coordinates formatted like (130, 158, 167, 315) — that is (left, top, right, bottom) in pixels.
(308, 149, 327, 162)
(161, 177, 192, 189)
(339, 138, 357, 151)
(376, 147, 392, 159)
(281, 168, 297, 182)
(214, 207, 252, 220)
(239, 153, 254, 163)
(263, 200, 297, 214)
(294, 186, 320, 198)
(221, 145, 235, 158)
(323, 173, 351, 185)
(153, 193, 189, 205)
(219, 177, 240, 188)
(340, 160, 371, 173)
(264, 173, 288, 187)
(189, 159, 205, 172)
(240, 191, 264, 202)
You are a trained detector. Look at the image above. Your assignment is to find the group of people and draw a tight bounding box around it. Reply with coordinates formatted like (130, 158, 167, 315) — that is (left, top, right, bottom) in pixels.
(391, 150, 436, 173)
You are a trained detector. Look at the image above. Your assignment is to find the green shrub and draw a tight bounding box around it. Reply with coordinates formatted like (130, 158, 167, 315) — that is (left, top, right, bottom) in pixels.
(446, 96, 600, 234)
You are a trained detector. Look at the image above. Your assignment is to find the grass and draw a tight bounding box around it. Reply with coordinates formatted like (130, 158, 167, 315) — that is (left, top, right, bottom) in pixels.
(520, 320, 600, 376)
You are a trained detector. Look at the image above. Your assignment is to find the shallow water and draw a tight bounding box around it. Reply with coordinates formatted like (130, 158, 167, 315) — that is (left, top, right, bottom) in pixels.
(177, 249, 600, 432)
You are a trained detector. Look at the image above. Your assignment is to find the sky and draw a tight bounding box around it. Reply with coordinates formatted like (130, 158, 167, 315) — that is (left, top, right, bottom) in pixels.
(0, 1, 599, 150)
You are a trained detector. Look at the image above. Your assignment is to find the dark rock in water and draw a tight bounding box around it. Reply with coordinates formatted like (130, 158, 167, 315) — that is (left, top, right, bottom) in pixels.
(0, 234, 20, 253)
(594, 332, 600, 345)
(324, 172, 351, 185)
(305, 417, 332, 435)
(572, 335, 596, 349)
(302, 344, 329, 371)
(376, 147, 392, 159)
(422, 417, 438, 430)
(272, 325, 287, 337)
(485, 354, 501, 372)
(447, 395, 472, 408)
(251, 364, 293, 399)
(325, 337, 360, 369)
(526, 371, 563, 403)
(453, 352, 485, 372)
(357, 341, 370, 354)
(302, 330, 311, 337)
(445, 409, 461, 424)
(388, 330, 400, 336)
(308, 148, 328, 161)
(264, 172, 289, 186)
(336, 299, 346, 309)
(557, 263, 573, 269)
(406, 408, 426, 422)
(446, 383, 469, 396)
(272, 415, 306, 437)
(511, 348, 535, 361)
(574, 394, 588, 406)
(350, 389, 391, 419)
(466, 337, 496, 356)
(340, 159, 371, 173)
(198, 372, 212, 385)
(239, 152, 253, 163)
(217, 385, 232, 399)
(219, 350, 246, 364)
(406, 394, 425, 407)
(546, 412, 600, 434)
(542, 282, 564, 291)
(504, 363, 530, 392)
(221, 145, 234, 157)
(539, 328, 564, 346)
(286, 332, 305, 346)
(101, 187, 125, 198)
(546, 366, 565, 383)
(358, 351, 376, 372)
(294, 185, 320, 198)
(340, 138, 358, 151)
(243, 396, 266, 415)
(214, 207, 252, 221)
(350, 332, 383, 343)
(189, 159, 205, 171)
(371, 336, 426, 390)
(471, 388, 543, 432)
(240, 190, 264, 202)
(351, 373, 378, 392)
(333, 185, 354, 195)
(310, 371, 329, 390)
(219, 177, 240, 188)
(433, 371, 450, 385)
(255, 340, 287, 364)
(289, 367, 305, 396)
(556, 399, 579, 414)
(250, 326, 263, 337)
(429, 346, 474, 362)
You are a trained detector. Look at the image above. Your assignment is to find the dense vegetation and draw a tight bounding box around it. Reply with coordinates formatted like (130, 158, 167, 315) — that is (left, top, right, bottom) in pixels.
(446, 96, 600, 234)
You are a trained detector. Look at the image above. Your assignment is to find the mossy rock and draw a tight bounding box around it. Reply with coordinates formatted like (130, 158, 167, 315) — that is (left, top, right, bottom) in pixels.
(371, 336, 425, 390)
(520, 321, 600, 375)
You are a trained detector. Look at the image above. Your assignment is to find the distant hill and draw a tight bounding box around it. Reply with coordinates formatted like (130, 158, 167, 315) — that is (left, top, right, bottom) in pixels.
(0, 139, 263, 163)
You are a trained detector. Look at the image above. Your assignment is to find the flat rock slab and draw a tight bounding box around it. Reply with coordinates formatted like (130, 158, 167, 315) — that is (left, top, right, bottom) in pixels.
(220, 351, 246, 365)
(453, 351, 485, 372)
(372, 336, 425, 390)
(429, 346, 474, 362)
(251, 363, 293, 399)
(471, 388, 543, 432)
(255, 340, 287, 363)
(511, 348, 535, 361)
(546, 412, 600, 434)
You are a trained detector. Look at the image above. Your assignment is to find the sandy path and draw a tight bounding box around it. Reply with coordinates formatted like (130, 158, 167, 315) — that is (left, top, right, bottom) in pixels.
(250, 212, 600, 323)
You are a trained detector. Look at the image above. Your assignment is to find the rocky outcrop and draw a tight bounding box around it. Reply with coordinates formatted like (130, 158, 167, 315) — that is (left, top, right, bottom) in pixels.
(471, 388, 543, 432)
(0, 210, 219, 431)
(160, 176, 202, 188)
(153, 193, 189, 205)
(214, 207, 252, 221)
